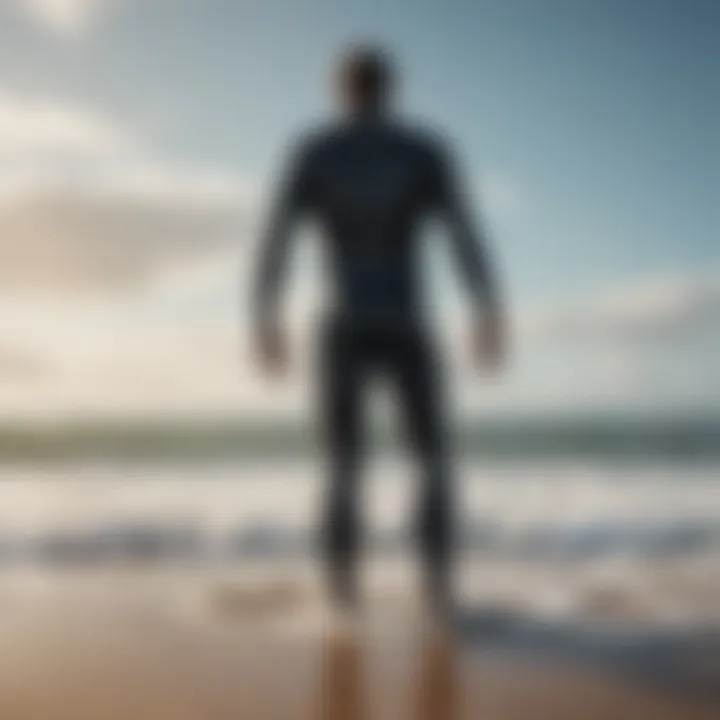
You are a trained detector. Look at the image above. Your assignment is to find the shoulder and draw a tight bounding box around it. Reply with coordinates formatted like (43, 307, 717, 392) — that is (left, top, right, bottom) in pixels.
(389, 119, 458, 172)
(275, 127, 328, 180)
(289, 122, 346, 163)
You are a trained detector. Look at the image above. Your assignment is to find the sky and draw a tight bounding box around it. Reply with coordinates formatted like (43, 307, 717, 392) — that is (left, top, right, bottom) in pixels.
(0, 0, 717, 419)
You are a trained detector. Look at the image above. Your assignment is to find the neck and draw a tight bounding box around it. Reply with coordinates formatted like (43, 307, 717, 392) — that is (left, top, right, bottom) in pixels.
(348, 106, 386, 123)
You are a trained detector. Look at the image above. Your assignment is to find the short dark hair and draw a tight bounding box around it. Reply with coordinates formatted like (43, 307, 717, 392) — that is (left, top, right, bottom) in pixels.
(340, 45, 394, 109)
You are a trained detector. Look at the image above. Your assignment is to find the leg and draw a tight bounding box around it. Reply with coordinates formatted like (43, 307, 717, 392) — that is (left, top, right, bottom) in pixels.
(317, 323, 366, 608)
(391, 331, 454, 613)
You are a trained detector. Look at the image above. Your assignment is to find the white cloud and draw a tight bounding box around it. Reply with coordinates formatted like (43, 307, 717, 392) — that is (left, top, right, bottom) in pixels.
(0, 89, 131, 159)
(0, 89, 253, 293)
(0, 187, 250, 292)
(0, 87, 716, 418)
(17, 0, 111, 36)
(524, 274, 720, 345)
(4, 250, 720, 418)
(464, 272, 720, 416)
(0, 87, 263, 414)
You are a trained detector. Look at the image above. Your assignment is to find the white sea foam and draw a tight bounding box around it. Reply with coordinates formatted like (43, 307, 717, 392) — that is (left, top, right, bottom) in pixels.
(0, 459, 717, 623)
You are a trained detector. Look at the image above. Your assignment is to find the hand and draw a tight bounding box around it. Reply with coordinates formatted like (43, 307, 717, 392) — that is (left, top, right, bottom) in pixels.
(473, 315, 506, 373)
(255, 325, 289, 377)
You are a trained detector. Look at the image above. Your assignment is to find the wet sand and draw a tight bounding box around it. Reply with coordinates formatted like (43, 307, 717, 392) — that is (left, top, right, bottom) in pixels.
(0, 570, 717, 720)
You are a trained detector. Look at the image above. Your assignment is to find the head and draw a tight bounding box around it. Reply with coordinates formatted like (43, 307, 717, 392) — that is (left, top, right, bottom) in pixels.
(336, 45, 395, 118)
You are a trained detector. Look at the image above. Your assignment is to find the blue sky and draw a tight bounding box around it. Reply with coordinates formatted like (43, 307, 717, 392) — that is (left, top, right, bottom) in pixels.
(0, 0, 717, 417)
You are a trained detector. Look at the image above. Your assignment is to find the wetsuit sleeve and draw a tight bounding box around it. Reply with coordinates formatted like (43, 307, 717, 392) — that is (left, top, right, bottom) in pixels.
(252, 139, 315, 335)
(430, 142, 501, 321)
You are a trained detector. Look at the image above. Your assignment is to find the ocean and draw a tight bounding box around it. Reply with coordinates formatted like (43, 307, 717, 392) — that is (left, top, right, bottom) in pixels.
(0, 431, 718, 625)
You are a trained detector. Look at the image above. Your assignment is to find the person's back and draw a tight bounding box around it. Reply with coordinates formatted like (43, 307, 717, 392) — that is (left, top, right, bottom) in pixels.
(281, 118, 460, 328)
(252, 45, 506, 617)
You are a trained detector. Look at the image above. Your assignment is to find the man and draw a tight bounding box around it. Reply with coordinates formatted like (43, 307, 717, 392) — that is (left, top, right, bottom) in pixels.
(253, 45, 505, 616)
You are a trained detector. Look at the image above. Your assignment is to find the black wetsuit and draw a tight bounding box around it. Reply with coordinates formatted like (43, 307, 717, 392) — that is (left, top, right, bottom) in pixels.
(254, 116, 498, 606)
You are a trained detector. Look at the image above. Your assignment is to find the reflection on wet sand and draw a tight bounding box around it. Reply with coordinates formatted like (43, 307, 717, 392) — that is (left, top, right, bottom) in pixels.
(318, 623, 458, 720)
(414, 627, 458, 720)
(319, 630, 365, 720)
(0, 572, 718, 719)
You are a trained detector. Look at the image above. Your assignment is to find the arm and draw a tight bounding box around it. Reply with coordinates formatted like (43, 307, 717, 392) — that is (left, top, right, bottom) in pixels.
(432, 143, 506, 368)
(252, 140, 313, 369)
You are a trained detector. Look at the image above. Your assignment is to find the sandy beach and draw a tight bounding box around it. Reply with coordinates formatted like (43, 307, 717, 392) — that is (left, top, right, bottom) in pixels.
(0, 463, 717, 718)
(0, 569, 717, 720)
